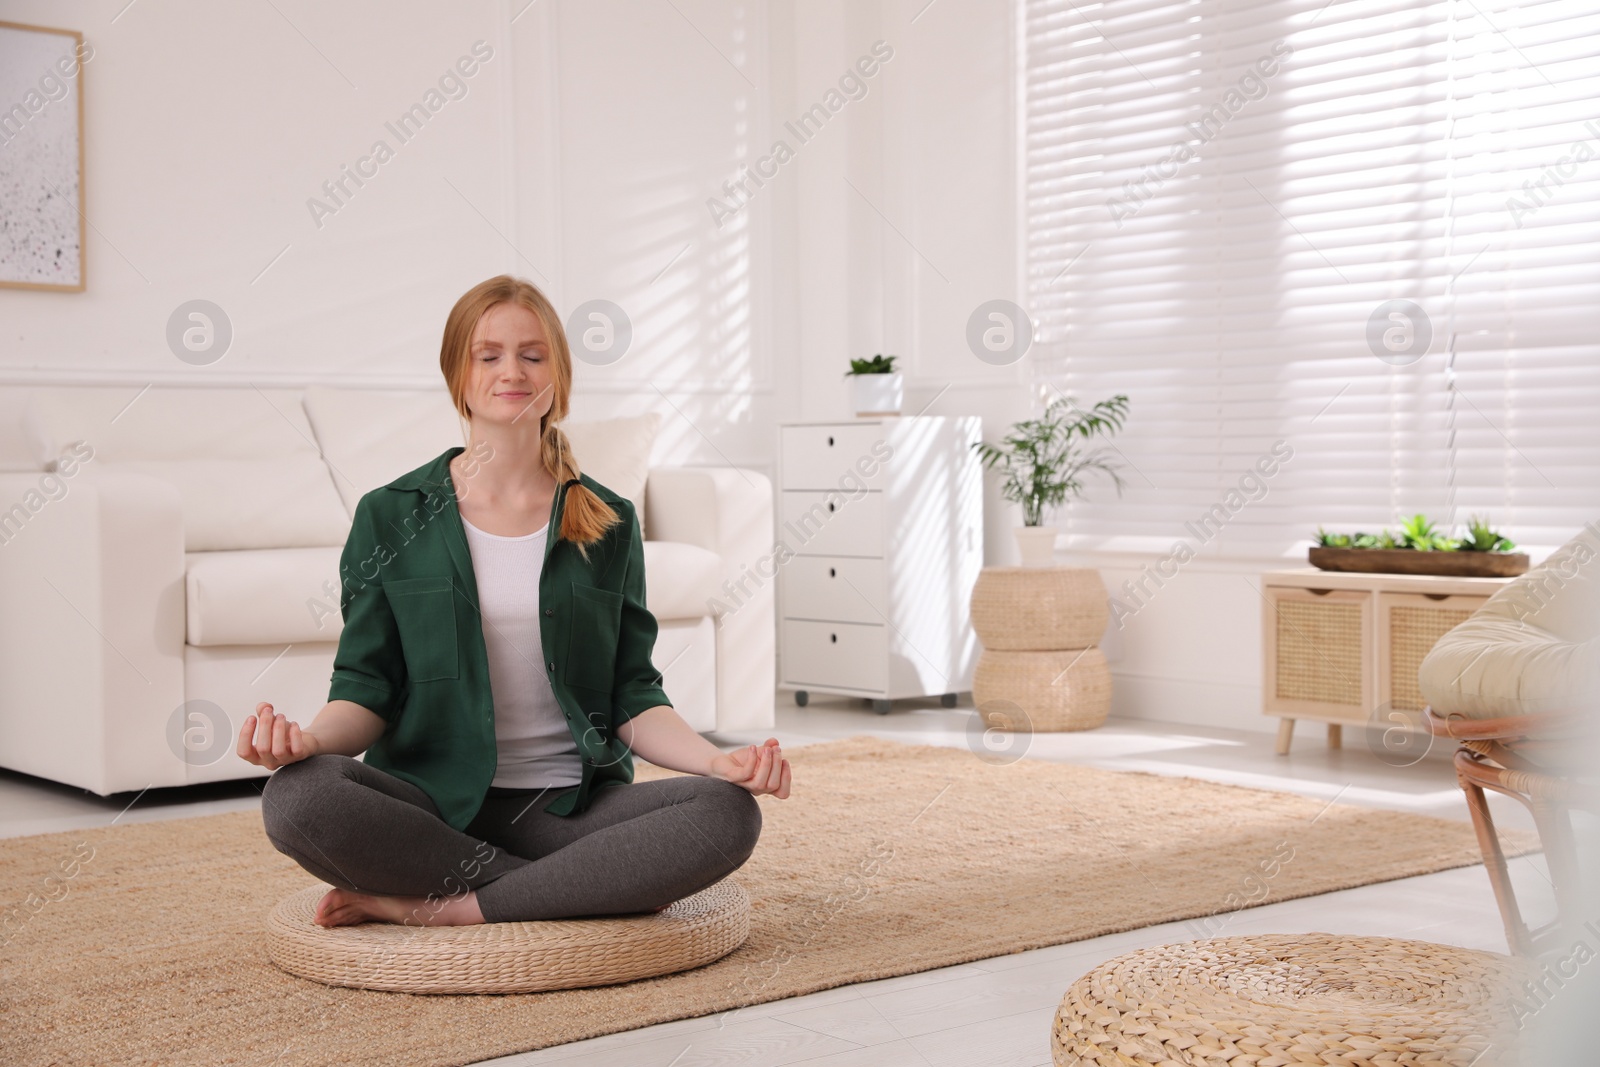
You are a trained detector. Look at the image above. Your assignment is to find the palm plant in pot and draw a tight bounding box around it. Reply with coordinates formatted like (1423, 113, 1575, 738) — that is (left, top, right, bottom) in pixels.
(971, 394, 1130, 566)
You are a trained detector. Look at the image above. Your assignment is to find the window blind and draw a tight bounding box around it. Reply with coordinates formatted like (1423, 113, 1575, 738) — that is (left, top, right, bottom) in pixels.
(1023, 0, 1600, 555)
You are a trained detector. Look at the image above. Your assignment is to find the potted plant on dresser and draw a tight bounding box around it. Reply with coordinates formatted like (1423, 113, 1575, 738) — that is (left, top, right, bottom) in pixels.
(971, 393, 1130, 566)
(845, 353, 903, 417)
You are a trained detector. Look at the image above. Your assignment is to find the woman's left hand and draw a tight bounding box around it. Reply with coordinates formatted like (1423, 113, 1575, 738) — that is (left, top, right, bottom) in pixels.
(709, 738, 791, 799)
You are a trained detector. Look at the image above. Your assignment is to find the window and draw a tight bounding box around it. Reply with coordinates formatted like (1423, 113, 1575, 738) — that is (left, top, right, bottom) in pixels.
(1024, 0, 1600, 555)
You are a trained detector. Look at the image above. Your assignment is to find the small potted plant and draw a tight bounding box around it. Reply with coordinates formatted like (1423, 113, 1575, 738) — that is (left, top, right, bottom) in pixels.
(1310, 514, 1528, 576)
(971, 394, 1130, 566)
(846, 353, 902, 416)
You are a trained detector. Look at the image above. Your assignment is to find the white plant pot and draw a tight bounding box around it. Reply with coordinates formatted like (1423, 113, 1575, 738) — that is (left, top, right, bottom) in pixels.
(1014, 525, 1058, 567)
(851, 372, 903, 416)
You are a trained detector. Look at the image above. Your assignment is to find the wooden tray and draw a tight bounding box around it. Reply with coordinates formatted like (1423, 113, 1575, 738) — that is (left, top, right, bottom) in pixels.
(1309, 546, 1529, 577)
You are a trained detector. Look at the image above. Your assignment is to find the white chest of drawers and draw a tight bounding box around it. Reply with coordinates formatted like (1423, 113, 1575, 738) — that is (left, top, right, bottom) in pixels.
(776, 416, 983, 713)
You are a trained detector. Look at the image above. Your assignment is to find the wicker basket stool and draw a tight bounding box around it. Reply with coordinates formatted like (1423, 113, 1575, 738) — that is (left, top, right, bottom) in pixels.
(266, 878, 750, 994)
(969, 567, 1109, 650)
(970, 566, 1112, 731)
(974, 647, 1112, 731)
(1052, 933, 1529, 1067)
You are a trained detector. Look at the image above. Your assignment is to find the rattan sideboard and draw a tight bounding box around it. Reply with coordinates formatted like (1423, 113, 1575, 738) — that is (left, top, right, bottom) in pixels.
(1260, 568, 1514, 754)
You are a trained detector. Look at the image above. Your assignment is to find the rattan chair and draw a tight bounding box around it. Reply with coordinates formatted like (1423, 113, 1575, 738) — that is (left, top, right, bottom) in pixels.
(1417, 523, 1600, 956)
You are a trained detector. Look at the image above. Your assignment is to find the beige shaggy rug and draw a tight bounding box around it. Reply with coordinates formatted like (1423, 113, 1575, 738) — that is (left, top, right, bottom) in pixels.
(0, 734, 1519, 1066)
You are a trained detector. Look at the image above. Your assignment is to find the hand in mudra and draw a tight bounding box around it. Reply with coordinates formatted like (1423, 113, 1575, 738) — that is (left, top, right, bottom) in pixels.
(237, 702, 320, 770)
(710, 738, 791, 799)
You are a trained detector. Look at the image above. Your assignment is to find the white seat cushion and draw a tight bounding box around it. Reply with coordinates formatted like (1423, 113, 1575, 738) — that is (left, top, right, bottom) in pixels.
(1419, 522, 1600, 718)
(188, 541, 720, 648)
(186, 547, 345, 647)
(1419, 615, 1600, 719)
(641, 541, 722, 621)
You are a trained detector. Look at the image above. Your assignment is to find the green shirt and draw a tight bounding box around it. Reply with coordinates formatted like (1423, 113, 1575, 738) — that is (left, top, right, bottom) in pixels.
(326, 446, 673, 830)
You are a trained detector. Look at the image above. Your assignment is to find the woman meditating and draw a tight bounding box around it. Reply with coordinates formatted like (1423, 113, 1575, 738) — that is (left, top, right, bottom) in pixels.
(240, 274, 790, 928)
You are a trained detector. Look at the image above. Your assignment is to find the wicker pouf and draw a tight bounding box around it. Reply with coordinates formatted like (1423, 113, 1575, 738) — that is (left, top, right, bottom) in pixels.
(970, 567, 1109, 650)
(266, 878, 750, 994)
(1052, 934, 1529, 1067)
(970, 565, 1113, 732)
(974, 647, 1112, 731)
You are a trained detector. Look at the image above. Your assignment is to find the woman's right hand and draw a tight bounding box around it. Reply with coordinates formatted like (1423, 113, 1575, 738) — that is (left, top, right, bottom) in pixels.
(238, 702, 320, 770)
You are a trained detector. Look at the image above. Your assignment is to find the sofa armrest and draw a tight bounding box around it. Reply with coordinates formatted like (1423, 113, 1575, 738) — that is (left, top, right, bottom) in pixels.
(646, 466, 771, 561)
(645, 467, 775, 732)
(0, 469, 187, 794)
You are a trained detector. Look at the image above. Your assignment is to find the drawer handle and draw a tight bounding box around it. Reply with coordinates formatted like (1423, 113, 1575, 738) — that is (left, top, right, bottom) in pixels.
(830, 633, 837, 643)
(1307, 588, 1334, 596)
(827, 501, 835, 512)
(827, 435, 835, 446)
(1424, 593, 1451, 602)
(829, 567, 836, 577)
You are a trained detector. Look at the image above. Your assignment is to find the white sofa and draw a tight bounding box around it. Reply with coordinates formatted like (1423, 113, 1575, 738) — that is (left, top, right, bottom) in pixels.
(0, 384, 774, 795)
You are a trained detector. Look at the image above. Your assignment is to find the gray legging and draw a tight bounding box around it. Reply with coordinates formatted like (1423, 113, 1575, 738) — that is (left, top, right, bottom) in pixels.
(260, 754, 762, 923)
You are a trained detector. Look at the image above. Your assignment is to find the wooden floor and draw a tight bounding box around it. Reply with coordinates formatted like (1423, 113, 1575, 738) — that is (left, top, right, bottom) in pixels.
(0, 695, 1551, 1067)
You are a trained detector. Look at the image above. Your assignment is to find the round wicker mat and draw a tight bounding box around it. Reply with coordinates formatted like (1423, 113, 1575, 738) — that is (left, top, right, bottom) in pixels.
(266, 878, 750, 994)
(1052, 933, 1528, 1067)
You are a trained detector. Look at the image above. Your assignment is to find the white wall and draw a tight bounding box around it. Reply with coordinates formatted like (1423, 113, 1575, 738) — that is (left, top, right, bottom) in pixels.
(0, 0, 1281, 732)
(0, 0, 779, 467)
(1079, 552, 1279, 735)
(4, 2, 511, 380)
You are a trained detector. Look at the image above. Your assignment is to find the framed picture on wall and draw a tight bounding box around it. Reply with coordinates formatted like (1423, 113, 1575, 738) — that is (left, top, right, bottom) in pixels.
(0, 20, 89, 292)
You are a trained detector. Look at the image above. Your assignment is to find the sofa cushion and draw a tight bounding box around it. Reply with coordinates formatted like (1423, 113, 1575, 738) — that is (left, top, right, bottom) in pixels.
(562, 412, 663, 537)
(302, 386, 662, 536)
(186, 547, 346, 646)
(123, 459, 351, 552)
(30, 387, 351, 551)
(302, 385, 467, 514)
(641, 541, 722, 621)
(1418, 523, 1600, 719)
(187, 540, 720, 647)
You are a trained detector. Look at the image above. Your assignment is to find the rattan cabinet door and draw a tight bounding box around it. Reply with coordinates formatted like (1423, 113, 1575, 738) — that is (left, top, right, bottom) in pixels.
(1376, 592, 1487, 712)
(1262, 586, 1374, 723)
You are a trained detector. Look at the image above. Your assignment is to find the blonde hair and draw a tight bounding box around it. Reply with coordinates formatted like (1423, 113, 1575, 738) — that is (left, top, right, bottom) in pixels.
(440, 275, 620, 559)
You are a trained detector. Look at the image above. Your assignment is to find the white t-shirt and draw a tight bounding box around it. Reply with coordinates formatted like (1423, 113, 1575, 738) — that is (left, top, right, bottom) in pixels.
(459, 514, 583, 790)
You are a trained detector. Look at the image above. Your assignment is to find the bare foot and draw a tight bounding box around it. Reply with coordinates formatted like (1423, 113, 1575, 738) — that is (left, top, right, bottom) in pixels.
(314, 887, 485, 928)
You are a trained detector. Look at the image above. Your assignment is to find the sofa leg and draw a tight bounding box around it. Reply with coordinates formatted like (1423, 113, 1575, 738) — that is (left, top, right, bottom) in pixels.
(1275, 717, 1295, 756)
(1327, 723, 1342, 750)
